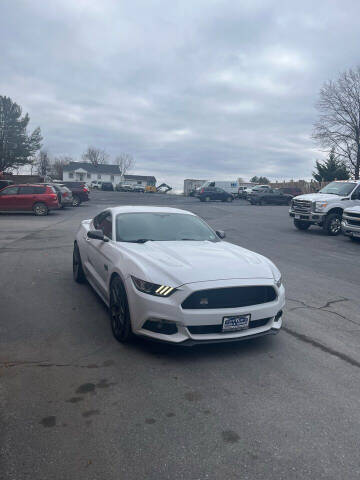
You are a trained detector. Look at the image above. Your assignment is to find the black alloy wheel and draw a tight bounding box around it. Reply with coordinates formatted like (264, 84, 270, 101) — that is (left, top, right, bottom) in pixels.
(109, 277, 133, 342)
(323, 213, 342, 236)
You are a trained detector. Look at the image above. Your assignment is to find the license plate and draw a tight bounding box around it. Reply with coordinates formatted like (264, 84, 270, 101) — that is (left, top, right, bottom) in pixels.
(353, 232, 360, 238)
(295, 214, 300, 219)
(222, 314, 250, 332)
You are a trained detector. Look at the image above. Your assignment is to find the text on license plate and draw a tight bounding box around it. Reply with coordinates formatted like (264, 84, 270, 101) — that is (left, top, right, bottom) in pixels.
(222, 314, 250, 332)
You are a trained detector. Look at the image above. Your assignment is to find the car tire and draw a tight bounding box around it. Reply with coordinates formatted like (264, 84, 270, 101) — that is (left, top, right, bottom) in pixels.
(294, 219, 310, 230)
(109, 276, 133, 343)
(72, 195, 81, 207)
(33, 202, 49, 216)
(205, 196, 211, 202)
(323, 213, 342, 236)
(259, 199, 266, 206)
(73, 242, 86, 283)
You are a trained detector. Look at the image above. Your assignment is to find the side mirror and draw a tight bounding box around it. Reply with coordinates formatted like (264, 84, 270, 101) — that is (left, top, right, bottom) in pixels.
(87, 229, 109, 242)
(216, 230, 226, 239)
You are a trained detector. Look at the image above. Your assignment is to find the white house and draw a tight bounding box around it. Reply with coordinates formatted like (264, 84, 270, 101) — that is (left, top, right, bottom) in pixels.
(62, 162, 156, 187)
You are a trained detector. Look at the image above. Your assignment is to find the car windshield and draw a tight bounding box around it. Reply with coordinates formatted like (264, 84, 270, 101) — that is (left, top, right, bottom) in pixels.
(319, 182, 357, 196)
(116, 213, 218, 242)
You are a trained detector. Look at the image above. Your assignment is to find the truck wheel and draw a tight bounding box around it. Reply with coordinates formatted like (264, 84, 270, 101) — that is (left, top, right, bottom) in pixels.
(294, 219, 310, 230)
(323, 213, 342, 236)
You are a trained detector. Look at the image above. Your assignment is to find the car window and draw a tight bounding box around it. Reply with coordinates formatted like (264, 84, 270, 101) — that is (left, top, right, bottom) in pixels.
(116, 213, 218, 242)
(319, 181, 357, 196)
(98, 212, 113, 239)
(0, 186, 19, 195)
(18, 186, 35, 194)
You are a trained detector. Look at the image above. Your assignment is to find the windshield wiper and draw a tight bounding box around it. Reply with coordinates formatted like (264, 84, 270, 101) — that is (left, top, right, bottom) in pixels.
(133, 238, 152, 243)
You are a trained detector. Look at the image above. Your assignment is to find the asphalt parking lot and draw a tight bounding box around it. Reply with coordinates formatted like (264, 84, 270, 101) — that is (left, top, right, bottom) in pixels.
(1, 191, 360, 480)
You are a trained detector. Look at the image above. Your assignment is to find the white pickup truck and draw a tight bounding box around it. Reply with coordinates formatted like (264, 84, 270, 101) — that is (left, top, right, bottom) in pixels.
(289, 180, 360, 235)
(342, 205, 360, 240)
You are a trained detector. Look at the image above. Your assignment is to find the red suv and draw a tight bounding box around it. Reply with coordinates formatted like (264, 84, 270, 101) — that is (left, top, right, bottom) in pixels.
(0, 184, 60, 215)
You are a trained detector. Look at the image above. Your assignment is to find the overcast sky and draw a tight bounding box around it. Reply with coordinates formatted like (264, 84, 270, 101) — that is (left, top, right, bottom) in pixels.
(1, 0, 360, 187)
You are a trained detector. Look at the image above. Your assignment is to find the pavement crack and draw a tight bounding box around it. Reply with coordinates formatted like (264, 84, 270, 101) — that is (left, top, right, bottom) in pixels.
(283, 326, 360, 369)
(287, 296, 356, 324)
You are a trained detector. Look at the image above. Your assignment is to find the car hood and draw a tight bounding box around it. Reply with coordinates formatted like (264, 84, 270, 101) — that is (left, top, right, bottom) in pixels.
(293, 193, 343, 202)
(344, 205, 360, 214)
(116, 241, 275, 286)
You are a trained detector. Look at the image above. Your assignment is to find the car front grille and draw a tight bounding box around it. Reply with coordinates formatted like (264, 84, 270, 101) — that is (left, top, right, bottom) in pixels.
(347, 219, 360, 226)
(292, 199, 312, 213)
(345, 212, 360, 219)
(181, 286, 277, 309)
(187, 317, 271, 334)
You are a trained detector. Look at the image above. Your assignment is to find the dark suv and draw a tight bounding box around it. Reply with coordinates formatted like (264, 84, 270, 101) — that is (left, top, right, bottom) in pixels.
(59, 181, 90, 206)
(249, 189, 293, 205)
(198, 187, 233, 202)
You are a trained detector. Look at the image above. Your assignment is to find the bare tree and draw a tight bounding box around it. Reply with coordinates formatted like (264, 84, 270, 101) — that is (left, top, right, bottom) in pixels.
(82, 146, 109, 166)
(115, 153, 135, 176)
(313, 66, 360, 179)
(36, 150, 50, 176)
(51, 155, 72, 179)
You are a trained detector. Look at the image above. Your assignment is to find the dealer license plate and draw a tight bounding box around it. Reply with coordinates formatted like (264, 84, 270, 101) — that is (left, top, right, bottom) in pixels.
(222, 314, 250, 332)
(295, 214, 300, 219)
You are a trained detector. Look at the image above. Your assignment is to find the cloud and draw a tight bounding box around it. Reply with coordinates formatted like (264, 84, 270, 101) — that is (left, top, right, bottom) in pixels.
(1, 0, 360, 188)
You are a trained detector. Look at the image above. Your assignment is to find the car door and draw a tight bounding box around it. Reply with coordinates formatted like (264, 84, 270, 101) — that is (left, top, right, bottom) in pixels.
(17, 186, 37, 210)
(86, 211, 114, 299)
(0, 186, 19, 210)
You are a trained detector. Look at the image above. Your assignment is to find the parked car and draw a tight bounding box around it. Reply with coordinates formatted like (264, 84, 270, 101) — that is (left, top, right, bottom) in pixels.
(116, 183, 132, 192)
(341, 205, 360, 241)
(0, 184, 60, 215)
(289, 180, 360, 235)
(91, 180, 102, 189)
(249, 189, 293, 205)
(198, 186, 233, 202)
(237, 186, 254, 199)
(132, 185, 145, 193)
(278, 187, 302, 197)
(45, 184, 73, 208)
(59, 181, 90, 207)
(101, 182, 114, 191)
(73, 206, 284, 344)
(0, 180, 14, 191)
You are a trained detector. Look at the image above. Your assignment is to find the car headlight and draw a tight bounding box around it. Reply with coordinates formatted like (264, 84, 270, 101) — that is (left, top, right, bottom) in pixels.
(131, 276, 176, 297)
(314, 201, 328, 212)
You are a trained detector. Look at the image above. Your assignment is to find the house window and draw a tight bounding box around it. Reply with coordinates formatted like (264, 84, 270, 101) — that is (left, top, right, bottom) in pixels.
(111, 175, 114, 181)
(97, 174, 101, 180)
(87, 173, 91, 179)
(69, 172, 74, 178)
(137, 181, 141, 184)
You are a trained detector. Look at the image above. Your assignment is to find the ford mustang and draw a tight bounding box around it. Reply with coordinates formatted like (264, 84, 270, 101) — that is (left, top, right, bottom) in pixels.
(73, 206, 285, 345)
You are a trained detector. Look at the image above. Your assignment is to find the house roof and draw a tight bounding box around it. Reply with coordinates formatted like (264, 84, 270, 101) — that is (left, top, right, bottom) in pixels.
(63, 162, 121, 174)
(124, 174, 156, 182)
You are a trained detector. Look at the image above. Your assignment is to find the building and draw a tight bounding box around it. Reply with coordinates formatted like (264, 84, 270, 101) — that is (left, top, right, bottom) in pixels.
(62, 162, 156, 187)
(183, 179, 207, 196)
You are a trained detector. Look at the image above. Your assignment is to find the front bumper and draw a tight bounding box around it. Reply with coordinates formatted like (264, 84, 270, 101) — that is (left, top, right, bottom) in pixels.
(125, 277, 285, 345)
(341, 217, 360, 237)
(289, 209, 326, 222)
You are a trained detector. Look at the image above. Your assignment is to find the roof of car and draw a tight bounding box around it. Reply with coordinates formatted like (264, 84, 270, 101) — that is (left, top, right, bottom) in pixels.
(109, 206, 195, 215)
